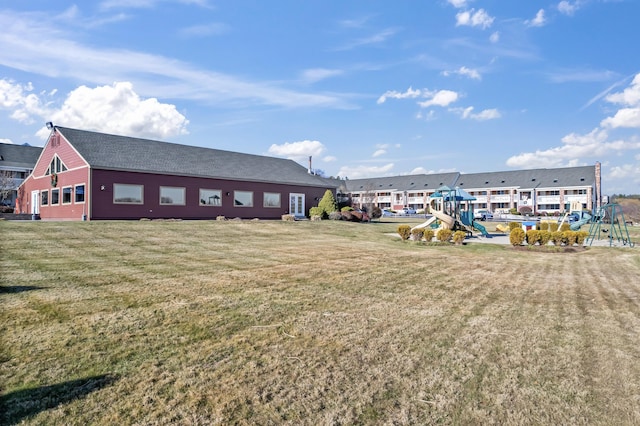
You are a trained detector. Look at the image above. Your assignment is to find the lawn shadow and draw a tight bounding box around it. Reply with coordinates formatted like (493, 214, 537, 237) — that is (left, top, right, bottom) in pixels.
(0, 374, 118, 425)
(0, 285, 47, 294)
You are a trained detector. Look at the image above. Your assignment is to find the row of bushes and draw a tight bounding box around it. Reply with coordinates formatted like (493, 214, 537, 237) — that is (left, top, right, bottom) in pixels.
(509, 228, 589, 246)
(505, 221, 572, 233)
(397, 225, 467, 244)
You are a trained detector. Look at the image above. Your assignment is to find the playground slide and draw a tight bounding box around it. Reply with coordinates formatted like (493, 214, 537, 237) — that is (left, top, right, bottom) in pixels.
(411, 215, 437, 230)
(472, 220, 490, 237)
(570, 213, 592, 231)
(432, 209, 455, 230)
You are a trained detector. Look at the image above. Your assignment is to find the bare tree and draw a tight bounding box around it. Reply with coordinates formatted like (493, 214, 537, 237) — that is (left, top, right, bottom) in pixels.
(0, 170, 16, 204)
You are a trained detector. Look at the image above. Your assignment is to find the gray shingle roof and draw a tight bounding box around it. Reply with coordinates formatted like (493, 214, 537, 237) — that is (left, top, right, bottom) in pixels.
(342, 172, 460, 193)
(455, 166, 596, 190)
(0, 143, 42, 169)
(56, 127, 333, 188)
(342, 166, 596, 192)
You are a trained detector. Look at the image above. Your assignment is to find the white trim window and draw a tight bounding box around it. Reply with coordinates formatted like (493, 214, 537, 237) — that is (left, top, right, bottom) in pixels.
(234, 191, 253, 207)
(160, 186, 186, 206)
(263, 192, 281, 208)
(114, 184, 143, 204)
(51, 188, 60, 205)
(41, 190, 49, 206)
(199, 189, 222, 206)
(75, 184, 85, 203)
(62, 186, 73, 204)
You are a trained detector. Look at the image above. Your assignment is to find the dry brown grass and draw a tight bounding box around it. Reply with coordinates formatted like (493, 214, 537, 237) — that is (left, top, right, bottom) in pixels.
(1, 219, 640, 425)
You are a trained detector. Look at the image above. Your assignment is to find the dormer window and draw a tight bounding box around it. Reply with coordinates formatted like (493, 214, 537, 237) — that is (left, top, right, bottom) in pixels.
(45, 155, 67, 175)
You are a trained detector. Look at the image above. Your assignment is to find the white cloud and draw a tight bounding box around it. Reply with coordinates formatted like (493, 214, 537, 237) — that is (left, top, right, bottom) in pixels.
(456, 9, 494, 30)
(0, 10, 350, 110)
(0, 80, 47, 124)
(506, 128, 640, 169)
(323, 155, 337, 162)
(607, 163, 640, 181)
(604, 73, 640, 106)
(557, 1, 581, 16)
(178, 22, 229, 38)
(377, 87, 421, 104)
(418, 90, 459, 108)
(489, 31, 500, 43)
(447, 0, 469, 8)
(456, 106, 501, 121)
(30, 82, 189, 140)
(336, 28, 398, 51)
(526, 9, 546, 27)
(300, 68, 344, 84)
(337, 163, 395, 179)
(268, 139, 326, 161)
(601, 73, 640, 128)
(443, 66, 481, 80)
(372, 143, 391, 157)
(0, 138, 14, 144)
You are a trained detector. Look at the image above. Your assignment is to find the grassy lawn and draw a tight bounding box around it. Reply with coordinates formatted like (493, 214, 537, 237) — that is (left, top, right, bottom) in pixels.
(1, 219, 640, 425)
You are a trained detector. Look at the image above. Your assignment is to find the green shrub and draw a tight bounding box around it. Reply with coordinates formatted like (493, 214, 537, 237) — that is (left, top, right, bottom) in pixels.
(538, 230, 551, 246)
(411, 228, 424, 241)
(526, 229, 540, 245)
(550, 231, 564, 245)
(397, 225, 411, 241)
(509, 228, 525, 246)
(560, 223, 571, 232)
(309, 206, 324, 218)
(538, 222, 549, 231)
(549, 222, 559, 232)
(318, 190, 337, 215)
(453, 231, 466, 244)
(423, 228, 435, 242)
(576, 231, 588, 245)
(341, 206, 354, 212)
(509, 221, 521, 231)
(436, 228, 452, 242)
(564, 231, 577, 246)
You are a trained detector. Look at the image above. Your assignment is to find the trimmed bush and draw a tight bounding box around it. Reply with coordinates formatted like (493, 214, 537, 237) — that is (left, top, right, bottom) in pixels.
(423, 228, 435, 242)
(397, 225, 411, 241)
(538, 230, 552, 246)
(550, 231, 564, 245)
(564, 231, 577, 246)
(437, 228, 453, 242)
(318, 190, 338, 215)
(309, 206, 324, 218)
(509, 228, 526, 246)
(341, 206, 354, 212)
(576, 231, 588, 245)
(509, 221, 521, 231)
(526, 229, 540, 245)
(411, 228, 424, 241)
(453, 230, 466, 245)
(538, 222, 549, 231)
(560, 223, 571, 232)
(549, 222, 559, 232)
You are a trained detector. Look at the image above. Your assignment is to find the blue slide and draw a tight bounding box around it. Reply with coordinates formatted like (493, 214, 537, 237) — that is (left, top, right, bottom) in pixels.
(570, 212, 591, 231)
(472, 220, 491, 237)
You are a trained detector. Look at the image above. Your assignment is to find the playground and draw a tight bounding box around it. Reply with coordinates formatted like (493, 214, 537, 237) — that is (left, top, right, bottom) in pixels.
(410, 186, 635, 248)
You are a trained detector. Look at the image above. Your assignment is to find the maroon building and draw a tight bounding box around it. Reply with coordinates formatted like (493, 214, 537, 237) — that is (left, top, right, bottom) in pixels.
(16, 126, 335, 220)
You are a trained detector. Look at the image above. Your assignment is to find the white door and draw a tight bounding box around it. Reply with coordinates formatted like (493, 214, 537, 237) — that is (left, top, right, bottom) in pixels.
(31, 190, 39, 215)
(289, 193, 305, 217)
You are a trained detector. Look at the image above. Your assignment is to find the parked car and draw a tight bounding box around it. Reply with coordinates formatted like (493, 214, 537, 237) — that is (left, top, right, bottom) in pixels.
(400, 207, 417, 215)
(474, 210, 493, 221)
(381, 208, 395, 217)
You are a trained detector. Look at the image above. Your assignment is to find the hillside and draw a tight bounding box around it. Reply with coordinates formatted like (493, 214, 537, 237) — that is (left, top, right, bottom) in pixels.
(614, 197, 640, 224)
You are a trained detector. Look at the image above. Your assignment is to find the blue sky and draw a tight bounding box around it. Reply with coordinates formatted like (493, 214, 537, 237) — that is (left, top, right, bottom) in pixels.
(1, 0, 639, 194)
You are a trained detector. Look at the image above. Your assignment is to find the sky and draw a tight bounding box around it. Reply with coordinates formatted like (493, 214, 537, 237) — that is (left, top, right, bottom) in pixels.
(1, 0, 639, 195)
